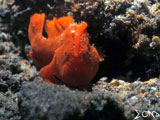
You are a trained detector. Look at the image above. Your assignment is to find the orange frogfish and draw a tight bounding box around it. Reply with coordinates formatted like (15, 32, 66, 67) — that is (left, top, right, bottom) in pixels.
(28, 13, 102, 87)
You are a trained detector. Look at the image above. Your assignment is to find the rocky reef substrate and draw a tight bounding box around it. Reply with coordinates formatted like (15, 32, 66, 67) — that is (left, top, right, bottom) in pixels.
(0, 0, 160, 120)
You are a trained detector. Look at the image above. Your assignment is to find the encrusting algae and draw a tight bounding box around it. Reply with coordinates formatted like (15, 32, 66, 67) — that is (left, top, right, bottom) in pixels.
(28, 13, 102, 87)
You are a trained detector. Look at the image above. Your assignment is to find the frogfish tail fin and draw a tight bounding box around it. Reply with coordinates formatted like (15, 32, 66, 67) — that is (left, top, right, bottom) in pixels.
(28, 13, 45, 41)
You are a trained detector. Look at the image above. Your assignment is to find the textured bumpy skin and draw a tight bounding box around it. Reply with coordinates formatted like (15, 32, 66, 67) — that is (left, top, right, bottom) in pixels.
(28, 13, 102, 86)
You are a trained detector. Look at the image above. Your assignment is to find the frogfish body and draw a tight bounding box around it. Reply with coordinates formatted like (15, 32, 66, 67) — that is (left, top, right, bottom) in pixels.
(28, 13, 102, 87)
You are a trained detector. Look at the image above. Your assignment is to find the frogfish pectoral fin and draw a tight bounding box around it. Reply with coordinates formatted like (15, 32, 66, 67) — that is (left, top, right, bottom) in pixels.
(40, 53, 63, 84)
